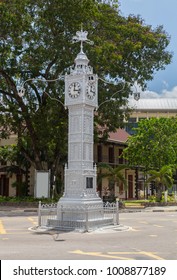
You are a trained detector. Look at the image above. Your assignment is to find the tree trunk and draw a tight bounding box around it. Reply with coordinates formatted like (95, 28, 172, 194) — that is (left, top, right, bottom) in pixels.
(156, 183, 163, 201)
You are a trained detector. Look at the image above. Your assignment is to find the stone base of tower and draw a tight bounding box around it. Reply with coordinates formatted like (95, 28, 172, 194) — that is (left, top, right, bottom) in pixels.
(48, 195, 116, 231)
(58, 193, 103, 207)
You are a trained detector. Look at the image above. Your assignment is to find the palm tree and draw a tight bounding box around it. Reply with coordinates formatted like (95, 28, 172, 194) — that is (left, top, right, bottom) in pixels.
(98, 163, 128, 199)
(145, 165, 175, 201)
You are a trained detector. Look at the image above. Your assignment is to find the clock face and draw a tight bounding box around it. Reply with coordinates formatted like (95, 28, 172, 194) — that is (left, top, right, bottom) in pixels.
(86, 83, 96, 100)
(68, 82, 81, 98)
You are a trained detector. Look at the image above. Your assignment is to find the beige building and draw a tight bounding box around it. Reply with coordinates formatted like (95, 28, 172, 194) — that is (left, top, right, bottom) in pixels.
(127, 98, 177, 135)
(0, 134, 35, 197)
(94, 129, 135, 200)
(0, 134, 17, 196)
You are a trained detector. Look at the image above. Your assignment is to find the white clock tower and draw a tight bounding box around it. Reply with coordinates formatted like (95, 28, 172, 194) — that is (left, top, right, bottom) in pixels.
(58, 29, 103, 209)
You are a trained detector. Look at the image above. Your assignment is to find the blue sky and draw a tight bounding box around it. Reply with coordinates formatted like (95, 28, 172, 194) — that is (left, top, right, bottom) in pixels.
(119, 0, 177, 98)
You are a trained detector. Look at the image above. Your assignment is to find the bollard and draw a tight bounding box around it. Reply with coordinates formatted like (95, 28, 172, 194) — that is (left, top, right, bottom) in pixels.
(61, 205, 64, 221)
(85, 206, 89, 232)
(164, 191, 168, 203)
(174, 191, 177, 202)
(38, 201, 41, 227)
(116, 198, 119, 225)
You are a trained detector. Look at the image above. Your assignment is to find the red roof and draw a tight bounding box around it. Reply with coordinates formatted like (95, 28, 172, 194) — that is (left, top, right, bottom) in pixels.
(108, 128, 130, 143)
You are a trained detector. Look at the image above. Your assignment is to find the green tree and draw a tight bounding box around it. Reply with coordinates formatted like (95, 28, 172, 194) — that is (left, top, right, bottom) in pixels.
(98, 163, 128, 198)
(0, 0, 172, 186)
(145, 165, 175, 201)
(123, 117, 177, 170)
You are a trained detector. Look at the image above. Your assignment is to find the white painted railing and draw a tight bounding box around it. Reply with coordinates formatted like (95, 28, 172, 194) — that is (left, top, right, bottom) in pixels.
(38, 201, 119, 231)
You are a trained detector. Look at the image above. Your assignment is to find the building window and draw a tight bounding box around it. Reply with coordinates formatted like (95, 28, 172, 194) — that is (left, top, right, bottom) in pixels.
(119, 149, 124, 164)
(125, 117, 138, 135)
(97, 145, 102, 162)
(109, 147, 114, 163)
(0, 160, 7, 166)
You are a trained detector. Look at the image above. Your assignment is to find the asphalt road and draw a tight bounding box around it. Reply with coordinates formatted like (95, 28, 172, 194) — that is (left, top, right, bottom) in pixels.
(0, 210, 177, 260)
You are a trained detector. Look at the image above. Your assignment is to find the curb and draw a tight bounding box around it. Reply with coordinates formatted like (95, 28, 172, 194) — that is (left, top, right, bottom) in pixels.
(152, 209, 177, 212)
(0, 208, 38, 214)
(120, 207, 177, 213)
(24, 209, 38, 212)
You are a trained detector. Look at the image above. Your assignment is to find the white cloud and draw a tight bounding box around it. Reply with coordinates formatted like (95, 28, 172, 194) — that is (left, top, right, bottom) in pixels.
(131, 82, 177, 99)
(130, 82, 160, 99)
(141, 87, 177, 99)
(140, 90, 160, 99)
(161, 86, 177, 98)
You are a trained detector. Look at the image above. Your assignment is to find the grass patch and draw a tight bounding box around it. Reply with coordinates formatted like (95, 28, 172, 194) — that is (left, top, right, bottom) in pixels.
(123, 200, 148, 204)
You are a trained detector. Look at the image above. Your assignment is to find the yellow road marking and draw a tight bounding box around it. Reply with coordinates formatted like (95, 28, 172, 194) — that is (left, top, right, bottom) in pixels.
(28, 217, 37, 225)
(2, 229, 29, 232)
(96, 254, 133, 260)
(69, 250, 134, 260)
(0, 217, 37, 235)
(109, 251, 164, 260)
(70, 250, 164, 260)
(0, 220, 6, 234)
(140, 251, 164, 260)
(4, 232, 30, 235)
(108, 251, 146, 254)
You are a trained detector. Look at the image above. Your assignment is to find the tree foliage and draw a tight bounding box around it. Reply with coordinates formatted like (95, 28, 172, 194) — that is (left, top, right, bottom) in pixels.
(98, 163, 128, 197)
(0, 0, 172, 178)
(145, 165, 175, 200)
(123, 117, 177, 170)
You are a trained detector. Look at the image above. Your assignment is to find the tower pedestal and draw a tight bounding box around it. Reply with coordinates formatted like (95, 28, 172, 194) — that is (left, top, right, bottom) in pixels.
(50, 165, 105, 230)
(58, 165, 103, 207)
(48, 166, 115, 231)
(48, 196, 114, 232)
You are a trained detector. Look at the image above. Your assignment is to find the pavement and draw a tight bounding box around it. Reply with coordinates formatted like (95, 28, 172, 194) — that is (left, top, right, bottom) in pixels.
(1, 204, 177, 260)
(0, 206, 38, 215)
(1, 210, 177, 260)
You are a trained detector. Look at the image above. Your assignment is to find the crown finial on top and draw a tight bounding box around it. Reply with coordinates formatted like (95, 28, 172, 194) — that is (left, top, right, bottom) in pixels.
(72, 25, 94, 53)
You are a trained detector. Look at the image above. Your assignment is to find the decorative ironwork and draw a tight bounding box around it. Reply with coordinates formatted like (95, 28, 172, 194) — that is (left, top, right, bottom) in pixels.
(72, 28, 94, 52)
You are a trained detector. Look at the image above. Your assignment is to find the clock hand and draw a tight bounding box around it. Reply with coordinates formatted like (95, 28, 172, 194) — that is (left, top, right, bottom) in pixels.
(90, 87, 95, 93)
(74, 84, 79, 92)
